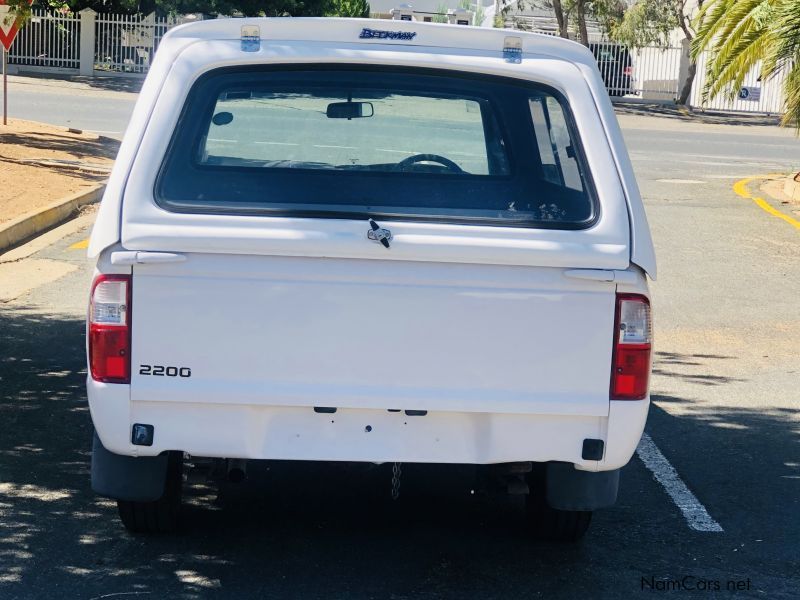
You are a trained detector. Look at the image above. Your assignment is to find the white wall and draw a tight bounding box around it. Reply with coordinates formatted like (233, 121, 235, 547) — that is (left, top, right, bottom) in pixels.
(369, 0, 493, 17)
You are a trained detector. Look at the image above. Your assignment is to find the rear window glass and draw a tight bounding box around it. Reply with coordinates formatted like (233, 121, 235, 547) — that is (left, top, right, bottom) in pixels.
(157, 68, 597, 228)
(203, 92, 506, 176)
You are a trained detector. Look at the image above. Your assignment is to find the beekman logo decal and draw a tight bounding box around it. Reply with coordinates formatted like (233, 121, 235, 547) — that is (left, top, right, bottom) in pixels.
(359, 28, 417, 41)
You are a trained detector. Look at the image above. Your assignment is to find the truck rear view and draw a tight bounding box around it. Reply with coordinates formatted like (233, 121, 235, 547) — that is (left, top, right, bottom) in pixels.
(87, 18, 655, 542)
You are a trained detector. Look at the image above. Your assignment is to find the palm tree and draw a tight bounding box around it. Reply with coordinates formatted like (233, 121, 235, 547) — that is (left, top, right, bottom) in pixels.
(692, 0, 800, 129)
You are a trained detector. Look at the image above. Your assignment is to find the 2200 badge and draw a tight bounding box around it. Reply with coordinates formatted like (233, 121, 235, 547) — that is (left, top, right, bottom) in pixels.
(138, 365, 191, 377)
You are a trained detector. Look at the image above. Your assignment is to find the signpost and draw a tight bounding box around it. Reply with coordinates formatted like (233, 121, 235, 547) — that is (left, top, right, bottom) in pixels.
(738, 86, 762, 102)
(0, 0, 33, 125)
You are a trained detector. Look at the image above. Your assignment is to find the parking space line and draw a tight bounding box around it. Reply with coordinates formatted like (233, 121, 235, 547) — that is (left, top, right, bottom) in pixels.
(636, 433, 724, 532)
(733, 176, 800, 230)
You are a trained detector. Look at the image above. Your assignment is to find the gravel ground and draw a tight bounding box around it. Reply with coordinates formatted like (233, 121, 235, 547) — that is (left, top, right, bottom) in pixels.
(0, 119, 117, 224)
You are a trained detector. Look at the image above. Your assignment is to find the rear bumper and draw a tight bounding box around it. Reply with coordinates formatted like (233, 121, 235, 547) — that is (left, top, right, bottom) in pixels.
(88, 379, 649, 472)
(91, 429, 620, 508)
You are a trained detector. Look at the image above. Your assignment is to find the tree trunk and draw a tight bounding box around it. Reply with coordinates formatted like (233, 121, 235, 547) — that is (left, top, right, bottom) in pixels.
(552, 0, 569, 39)
(678, 58, 696, 105)
(575, 0, 589, 47)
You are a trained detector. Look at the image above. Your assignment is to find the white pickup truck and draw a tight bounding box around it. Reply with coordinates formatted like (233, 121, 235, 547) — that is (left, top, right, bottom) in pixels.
(86, 18, 655, 541)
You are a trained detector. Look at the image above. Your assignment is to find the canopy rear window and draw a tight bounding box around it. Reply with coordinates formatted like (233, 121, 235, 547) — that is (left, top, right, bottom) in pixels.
(156, 67, 597, 228)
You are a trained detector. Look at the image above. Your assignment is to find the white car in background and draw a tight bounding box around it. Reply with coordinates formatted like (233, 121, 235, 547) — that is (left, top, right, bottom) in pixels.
(86, 18, 656, 542)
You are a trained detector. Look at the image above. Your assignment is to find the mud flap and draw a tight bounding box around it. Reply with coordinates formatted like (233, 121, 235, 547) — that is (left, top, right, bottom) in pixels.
(91, 431, 169, 502)
(546, 462, 620, 511)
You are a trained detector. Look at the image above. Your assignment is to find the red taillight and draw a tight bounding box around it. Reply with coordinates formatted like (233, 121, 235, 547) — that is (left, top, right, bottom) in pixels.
(89, 275, 131, 383)
(610, 294, 651, 400)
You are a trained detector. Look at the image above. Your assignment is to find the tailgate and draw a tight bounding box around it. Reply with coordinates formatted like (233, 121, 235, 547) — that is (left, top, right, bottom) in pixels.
(130, 255, 615, 417)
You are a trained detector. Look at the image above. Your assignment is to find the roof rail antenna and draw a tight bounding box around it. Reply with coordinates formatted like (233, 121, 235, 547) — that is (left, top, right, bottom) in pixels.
(503, 37, 523, 64)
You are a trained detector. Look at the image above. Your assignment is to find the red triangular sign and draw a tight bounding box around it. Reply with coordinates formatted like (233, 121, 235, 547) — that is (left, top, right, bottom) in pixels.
(0, 1, 33, 52)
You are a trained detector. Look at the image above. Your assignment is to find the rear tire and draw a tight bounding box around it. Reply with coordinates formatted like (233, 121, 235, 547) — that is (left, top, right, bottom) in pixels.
(525, 465, 592, 542)
(117, 451, 183, 533)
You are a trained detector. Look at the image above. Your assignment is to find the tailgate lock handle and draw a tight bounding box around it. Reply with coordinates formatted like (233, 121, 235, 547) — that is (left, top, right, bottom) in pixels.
(564, 269, 638, 285)
(111, 251, 187, 265)
(367, 218, 392, 249)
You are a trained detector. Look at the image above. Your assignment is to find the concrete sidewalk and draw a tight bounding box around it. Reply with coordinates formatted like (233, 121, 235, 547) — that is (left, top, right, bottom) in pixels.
(613, 100, 784, 127)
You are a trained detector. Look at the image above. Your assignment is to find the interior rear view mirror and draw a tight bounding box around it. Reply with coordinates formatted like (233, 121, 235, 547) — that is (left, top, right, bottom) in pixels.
(212, 112, 234, 126)
(326, 101, 374, 119)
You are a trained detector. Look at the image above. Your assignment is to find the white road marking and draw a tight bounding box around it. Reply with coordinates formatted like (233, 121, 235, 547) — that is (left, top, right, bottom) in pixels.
(631, 152, 790, 167)
(693, 161, 764, 167)
(313, 144, 357, 150)
(633, 157, 784, 170)
(705, 174, 761, 179)
(684, 148, 795, 157)
(254, 141, 299, 146)
(376, 148, 419, 154)
(656, 179, 706, 184)
(207, 138, 236, 143)
(636, 433, 724, 533)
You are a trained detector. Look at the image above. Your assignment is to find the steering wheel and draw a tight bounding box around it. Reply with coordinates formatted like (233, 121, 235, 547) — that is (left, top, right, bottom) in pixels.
(395, 153, 464, 174)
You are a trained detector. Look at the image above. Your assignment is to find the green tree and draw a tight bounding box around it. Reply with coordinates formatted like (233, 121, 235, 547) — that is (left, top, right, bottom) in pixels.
(328, 0, 369, 17)
(612, 0, 705, 105)
(588, 0, 625, 38)
(465, 0, 485, 26)
(433, 2, 448, 23)
(4, 1, 69, 29)
(60, 0, 332, 16)
(692, 0, 800, 129)
(498, 1, 625, 46)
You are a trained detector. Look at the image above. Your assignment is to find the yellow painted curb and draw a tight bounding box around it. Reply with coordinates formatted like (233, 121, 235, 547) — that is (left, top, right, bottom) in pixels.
(69, 238, 90, 250)
(732, 176, 800, 231)
(0, 184, 105, 254)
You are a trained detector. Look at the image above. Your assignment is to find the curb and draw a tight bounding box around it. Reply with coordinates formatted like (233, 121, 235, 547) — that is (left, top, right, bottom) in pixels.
(783, 173, 800, 202)
(733, 175, 800, 231)
(0, 184, 105, 254)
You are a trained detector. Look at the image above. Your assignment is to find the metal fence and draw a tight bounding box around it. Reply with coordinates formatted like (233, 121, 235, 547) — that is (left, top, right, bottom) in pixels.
(506, 17, 685, 101)
(95, 12, 173, 74)
(589, 42, 684, 100)
(629, 46, 685, 100)
(508, 19, 789, 114)
(690, 52, 788, 115)
(8, 9, 80, 70)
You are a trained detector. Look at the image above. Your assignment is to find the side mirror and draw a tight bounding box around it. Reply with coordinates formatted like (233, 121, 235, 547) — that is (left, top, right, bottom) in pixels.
(326, 101, 374, 119)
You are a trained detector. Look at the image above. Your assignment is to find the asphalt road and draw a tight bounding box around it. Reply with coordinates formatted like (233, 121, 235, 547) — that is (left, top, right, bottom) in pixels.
(1, 75, 799, 599)
(4, 75, 138, 136)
